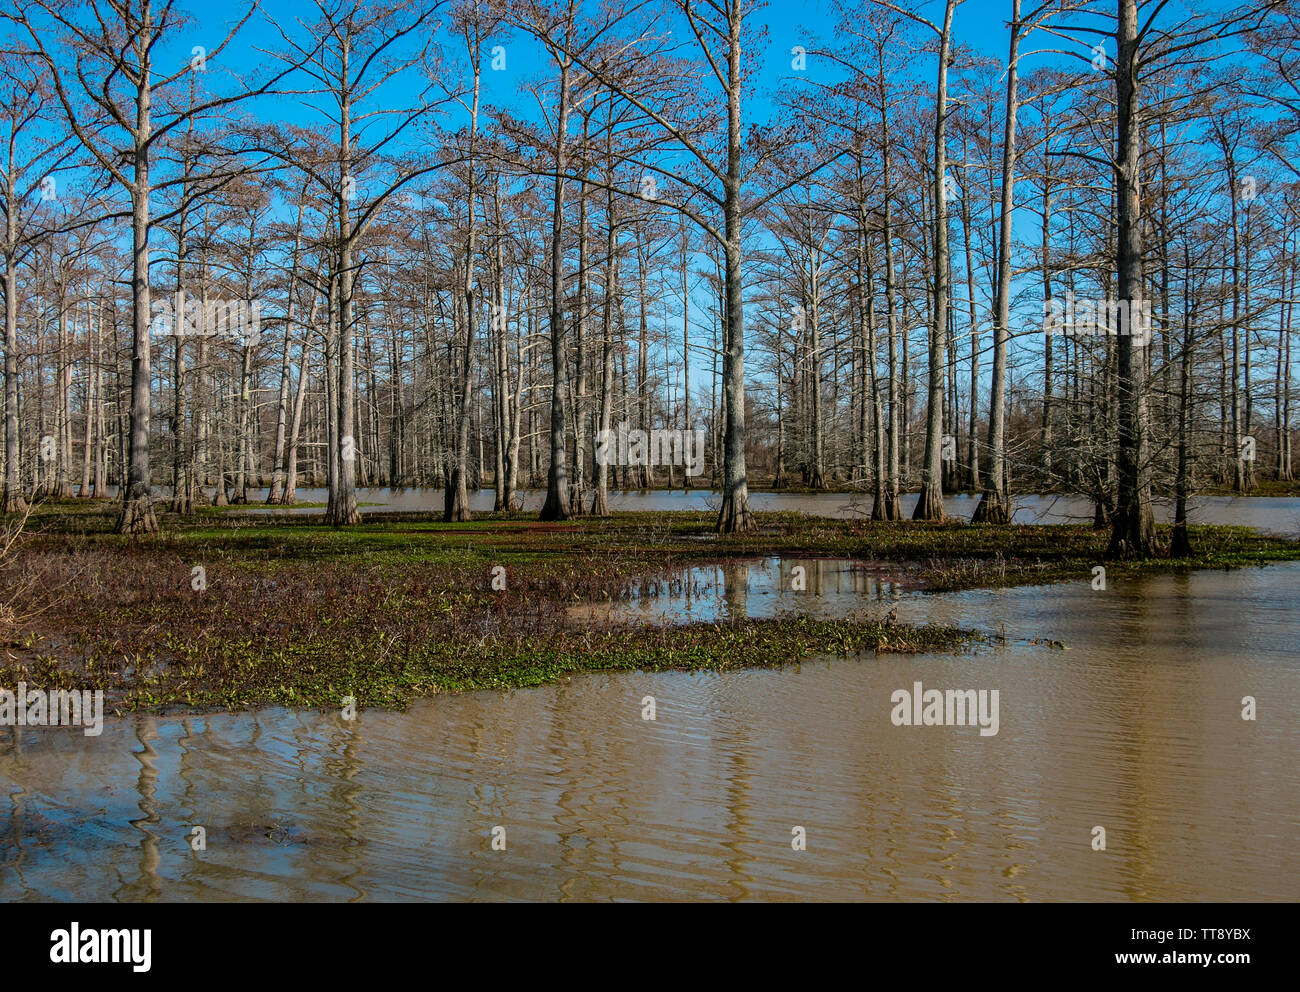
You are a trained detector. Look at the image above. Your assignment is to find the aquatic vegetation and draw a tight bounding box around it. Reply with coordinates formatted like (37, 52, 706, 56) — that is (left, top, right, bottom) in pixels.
(1, 501, 1296, 711)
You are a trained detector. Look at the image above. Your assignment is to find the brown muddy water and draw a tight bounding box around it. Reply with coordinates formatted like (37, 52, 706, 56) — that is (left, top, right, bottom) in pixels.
(2, 559, 1298, 902)
(566, 557, 912, 625)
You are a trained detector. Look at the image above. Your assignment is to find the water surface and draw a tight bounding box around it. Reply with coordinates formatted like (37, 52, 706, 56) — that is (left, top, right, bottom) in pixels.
(4, 563, 1297, 901)
(224, 487, 1300, 536)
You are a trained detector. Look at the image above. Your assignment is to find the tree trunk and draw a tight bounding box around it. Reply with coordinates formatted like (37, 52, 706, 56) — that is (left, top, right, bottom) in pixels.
(269, 197, 307, 504)
(913, 0, 956, 522)
(540, 56, 572, 522)
(325, 40, 361, 527)
(1107, 0, 1157, 558)
(3, 249, 25, 513)
(117, 94, 158, 535)
(973, 0, 1021, 524)
(715, 4, 753, 534)
(1171, 244, 1196, 558)
(447, 56, 482, 523)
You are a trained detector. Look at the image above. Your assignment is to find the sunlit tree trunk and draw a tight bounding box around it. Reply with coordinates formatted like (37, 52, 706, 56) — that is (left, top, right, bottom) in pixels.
(913, 0, 956, 522)
(973, 0, 1021, 524)
(715, 1, 754, 533)
(540, 55, 572, 521)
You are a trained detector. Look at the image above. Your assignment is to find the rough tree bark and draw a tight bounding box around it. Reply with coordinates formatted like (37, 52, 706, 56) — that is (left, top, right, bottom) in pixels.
(973, 0, 1021, 524)
(539, 53, 572, 522)
(1107, 0, 1158, 557)
(912, 0, 956, 522)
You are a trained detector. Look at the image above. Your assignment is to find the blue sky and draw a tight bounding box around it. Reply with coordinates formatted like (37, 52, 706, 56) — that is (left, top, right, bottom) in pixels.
(206, 0, 1022, 141)
(132, 0, 1089, 406)
(28, 0, 1264, 416)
